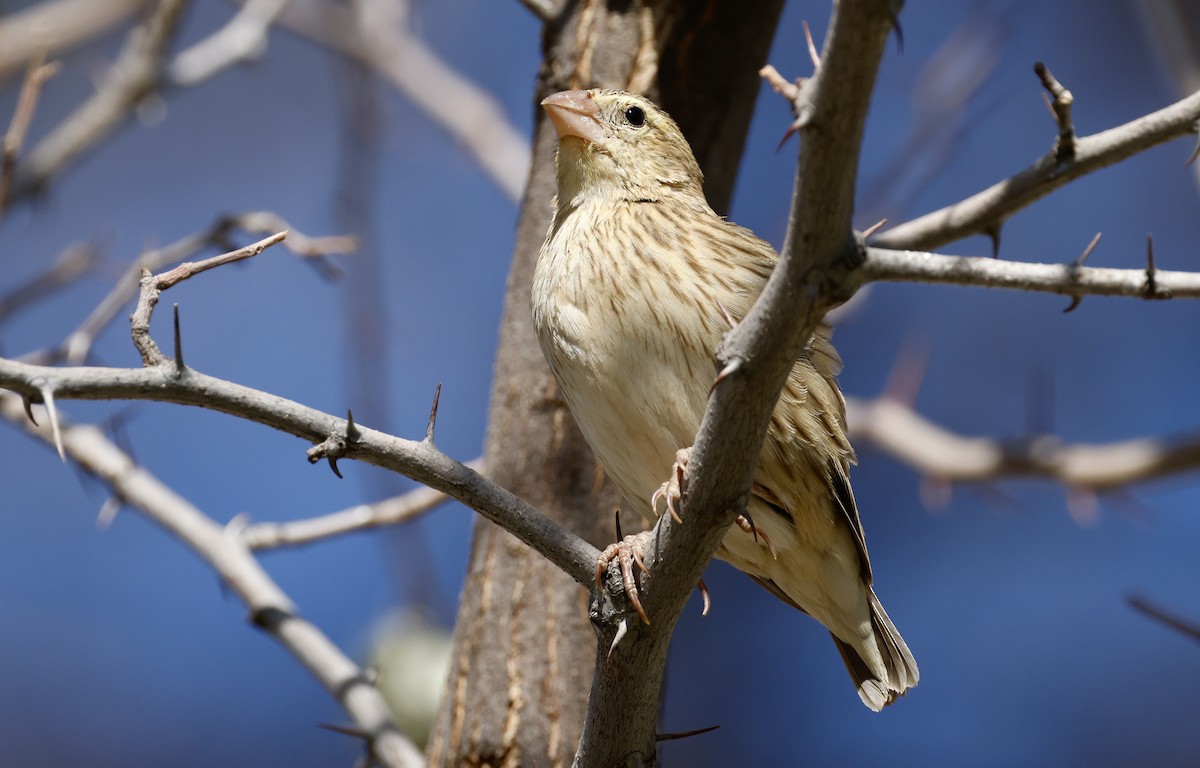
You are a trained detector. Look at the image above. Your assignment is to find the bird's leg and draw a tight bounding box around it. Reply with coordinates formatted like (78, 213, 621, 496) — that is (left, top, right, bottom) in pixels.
(651, 447, 691, 524)
(595, 530, 654, 625)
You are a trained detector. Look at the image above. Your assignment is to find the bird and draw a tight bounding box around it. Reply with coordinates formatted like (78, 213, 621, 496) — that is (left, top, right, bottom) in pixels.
(530, 88, 917, 711)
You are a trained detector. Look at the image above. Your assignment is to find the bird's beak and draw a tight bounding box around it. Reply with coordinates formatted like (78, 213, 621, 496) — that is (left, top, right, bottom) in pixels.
(541, 90, 606, 144)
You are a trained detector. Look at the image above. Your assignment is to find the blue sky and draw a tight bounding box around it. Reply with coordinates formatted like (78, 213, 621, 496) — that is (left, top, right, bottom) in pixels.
(2, 1, 1199, 766)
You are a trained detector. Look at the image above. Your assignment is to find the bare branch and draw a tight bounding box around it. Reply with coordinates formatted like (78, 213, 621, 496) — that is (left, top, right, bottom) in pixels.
(873, 88, 1200, 251)
(242, 458, 484, 550)
(0, 241, 101, 323)
(0, 0, 151, 82)
(0, 357, 599, 588)
(1, 55, 61, 220)
(859, 246, 1200, 299)
(169, 0, 294, 86)
(241, 0, 531, 202)
(22, 212, 354, 366)
(1034, 61, 1076, 163)
(0, 392, 425, 768)
(130, 231, 288, 366)
(845, 396, 1200, 489)
(7, 0, 189, 204)
(1128, 595, 1200, 645)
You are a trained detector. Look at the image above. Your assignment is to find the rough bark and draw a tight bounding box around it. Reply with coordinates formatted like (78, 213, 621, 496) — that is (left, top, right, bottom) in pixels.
(425, 2, 783, 766)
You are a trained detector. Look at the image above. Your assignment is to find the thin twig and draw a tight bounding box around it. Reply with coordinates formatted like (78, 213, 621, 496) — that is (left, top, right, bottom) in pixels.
(0, 54, 61, 220)
(237, 0, 530, 203)
(0, 356, 600, 588)
(0, 392, 425, 768)
(7, 0, 189, 204)
(130, 231, 288, 366)
(0, 241, 101, 323)
(243, 458, 485, 550)
(1128, 595, 1200, 645)
(1034, 61, 1076, 163)
(873, 88, 1200, 252)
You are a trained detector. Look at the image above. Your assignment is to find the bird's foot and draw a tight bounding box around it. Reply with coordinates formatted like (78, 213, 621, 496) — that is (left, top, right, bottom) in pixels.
(651, 447, 691, 524)
(735, 514, 778, 559)
(595, 531, 654, 625)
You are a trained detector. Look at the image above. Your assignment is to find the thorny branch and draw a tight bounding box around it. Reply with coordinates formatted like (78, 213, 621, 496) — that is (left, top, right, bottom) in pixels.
(872, 85, 1200, 252)
(0, 392, 425, 768)
(19, 212, 353, 366)
(858, 246, 1200, 299)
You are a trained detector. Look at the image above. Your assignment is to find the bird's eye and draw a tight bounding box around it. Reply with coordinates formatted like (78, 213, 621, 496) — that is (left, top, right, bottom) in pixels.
(624, 106, 646, 127)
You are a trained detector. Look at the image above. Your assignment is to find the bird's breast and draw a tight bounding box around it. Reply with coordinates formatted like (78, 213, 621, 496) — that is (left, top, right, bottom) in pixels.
(531, 202, 720, 516)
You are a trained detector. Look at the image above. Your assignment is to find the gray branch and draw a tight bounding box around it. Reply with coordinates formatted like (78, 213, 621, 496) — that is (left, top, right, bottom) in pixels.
(859, 246, 1200, 299)
(0, 392, 426, 768)
(873, 87, 1200, 251)
(846, 396, 1200, 489)
(0, 357, 599, 589)
(574, 2, 898, 763)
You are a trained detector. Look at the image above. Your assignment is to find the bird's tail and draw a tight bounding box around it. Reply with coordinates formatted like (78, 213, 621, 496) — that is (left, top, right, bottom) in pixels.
(832, 588, 919, 712)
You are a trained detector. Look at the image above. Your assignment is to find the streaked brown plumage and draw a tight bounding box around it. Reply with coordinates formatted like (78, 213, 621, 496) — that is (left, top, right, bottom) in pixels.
(531, 89, 917, 711)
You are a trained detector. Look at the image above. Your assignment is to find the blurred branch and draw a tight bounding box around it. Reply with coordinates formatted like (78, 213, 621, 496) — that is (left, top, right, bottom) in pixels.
(169, 0, 294, 86)
(6, 0, 189, 204)
(872, 88, 1200, 252)
(242, 457, 484, 550)
(0, 392, 425, 768)
(1128, 595, 1200, 645)
(859, 244, 1200, 300)
(1, 55, 61, 223)
(0, 241, 101, 323)
(245, 0, 530, 202)
(845, 396, 1200, 489)
(18, 211, 353, 366)
(0, 356, 599, 587)
(516, 0, 556, 23)
(0, 0, 151, 82)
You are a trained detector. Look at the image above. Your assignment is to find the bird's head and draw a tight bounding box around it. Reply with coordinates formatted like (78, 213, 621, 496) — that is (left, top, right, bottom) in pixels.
(541, 89, 704, 207)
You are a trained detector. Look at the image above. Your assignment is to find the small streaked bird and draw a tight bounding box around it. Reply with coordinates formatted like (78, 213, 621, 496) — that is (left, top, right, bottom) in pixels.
(531, 88, 917, 711)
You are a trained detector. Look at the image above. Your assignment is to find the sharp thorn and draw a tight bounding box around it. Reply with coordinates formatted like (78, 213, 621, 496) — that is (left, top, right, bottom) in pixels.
(607, 617, 629, 661)
(172, 303, 185, 373)
(41, 385, 65, 462)
(1062, 295, 1082, 313)
(890, 10, 904, 53)
(345, 409, 358, 440)
(22, 395, 38, 426)
(425, 382, 442, 444)
(802, 20, 820, 69)
(1186, 124, 1200, 168)
(1074, 232, 1102, 267)
(710, 357, 743, 394)
(327, 456, 343, 479)
(614, 509, 623, 541)
(861, 218, 888, 239)
(986, 224, 1002, 258)
(97, 497, 121, 529)
(776, 121, 800, 152)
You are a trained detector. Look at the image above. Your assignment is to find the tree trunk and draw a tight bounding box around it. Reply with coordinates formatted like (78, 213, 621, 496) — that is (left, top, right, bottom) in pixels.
(426, 3, 784, 765)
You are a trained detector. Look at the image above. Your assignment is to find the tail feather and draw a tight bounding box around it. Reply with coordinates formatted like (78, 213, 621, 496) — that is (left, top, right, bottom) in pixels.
(833, 589, 918, 712)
